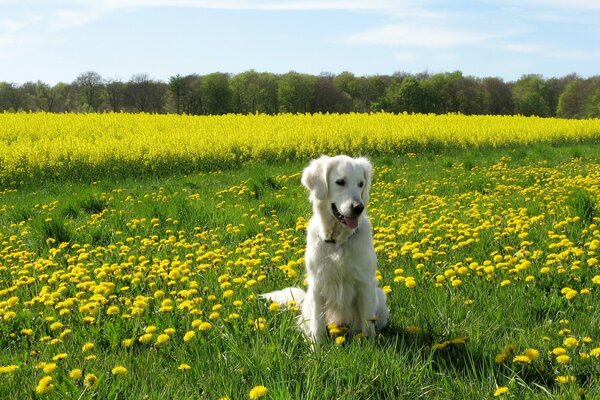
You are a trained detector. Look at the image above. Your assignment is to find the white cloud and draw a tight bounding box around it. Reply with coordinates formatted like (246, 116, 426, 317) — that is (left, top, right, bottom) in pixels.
(348, 23, 512, 48)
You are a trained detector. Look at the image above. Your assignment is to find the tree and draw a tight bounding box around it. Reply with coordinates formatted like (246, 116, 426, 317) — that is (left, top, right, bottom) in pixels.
(0, 82, 27, 111)
(74, 71, 105, 111)
(126, 74, 167, 113)
(201, 72, 232, 115)
(512, 75, 551, 117)
(382, 77, 427, 113)
(230, 70, 278, 114)
(311, 73, 351, 113)
(482, 78, 514, 115)
(168, 74, 187, 114)
(278, 71, 315, 113)
(105, 79, 126, 112)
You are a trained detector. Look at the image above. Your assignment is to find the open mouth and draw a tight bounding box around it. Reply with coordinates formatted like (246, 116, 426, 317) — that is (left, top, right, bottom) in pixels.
(331, 203, 359, 229)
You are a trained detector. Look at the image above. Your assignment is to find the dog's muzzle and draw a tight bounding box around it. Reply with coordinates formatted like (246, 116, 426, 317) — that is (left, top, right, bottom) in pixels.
(331, 202, 363, 229)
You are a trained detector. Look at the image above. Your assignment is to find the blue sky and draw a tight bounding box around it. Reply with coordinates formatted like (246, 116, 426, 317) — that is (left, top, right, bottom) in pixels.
(1, 0, 599, 84)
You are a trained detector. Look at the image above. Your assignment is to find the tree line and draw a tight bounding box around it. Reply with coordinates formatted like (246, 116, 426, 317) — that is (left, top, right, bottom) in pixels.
(1, 70, 599, 118)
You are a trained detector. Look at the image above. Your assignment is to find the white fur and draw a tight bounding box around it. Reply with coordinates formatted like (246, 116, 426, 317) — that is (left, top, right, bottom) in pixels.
(261, 155, 389, 342)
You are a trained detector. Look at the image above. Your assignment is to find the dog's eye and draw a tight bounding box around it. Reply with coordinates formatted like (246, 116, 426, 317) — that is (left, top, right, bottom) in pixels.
(335, 179, 345, 186)
(358, 181, 364, 188)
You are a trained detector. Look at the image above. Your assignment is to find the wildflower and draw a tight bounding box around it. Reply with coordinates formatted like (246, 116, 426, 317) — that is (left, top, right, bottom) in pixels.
(523, 348, 539, 361)
(184, 331, 196, 342)
(106, 305, 119, 315)
(563, 337, 578, 347)
(249, 385, 268, 399)
(164, 328, 176, 336)
(35, 376, 54, 394)
(268, 302, 280, 312)
(122, 338, 133, 347)
(84, 373, 99, 389)
(138, 333, 153, 343)
(49, 321, 63, 331)
(513, 355, 531, 364)
(43, 363, 57, 374)
(556, 355, 571, 364)
(335, 336, 346, 345)
(82, 342, 94, 352)
(198, 322, 212, 331)
(178, 363, 191, 371)
(155, 334, 170, 346)
(493, 387, 509, 397)
(52, 353, 68, 361)
(0, 365, 19, 373)
(552, 347, 567, 356)
(111, 366, 127, 375)
(555, 375, 576, 384)
(69, 369, 82, 379)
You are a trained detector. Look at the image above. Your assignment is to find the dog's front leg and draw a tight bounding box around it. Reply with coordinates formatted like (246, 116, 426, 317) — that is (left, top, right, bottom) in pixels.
(302, 287, 327, 342)
(355, 284, 377, 337)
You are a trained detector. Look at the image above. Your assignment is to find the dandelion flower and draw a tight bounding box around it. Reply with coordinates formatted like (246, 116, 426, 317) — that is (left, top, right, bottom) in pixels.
(563, 337, 578, 347)
(523, 348, 539, 361)
(178, 363, 191, 371)
(512, 355, 531, 364)
(249, 385, 268, 399)
(198, 322, 212, 331)
(555, 375, 576, 384)
(493, 387, 509, 397)
(0, 365, 19, 373)
(155, 333, 170, 346)
(556, 355, 571, 364)
(82, 342, 94, 352)
(84, 373, 99, 389)
(35, 376, 54, 394)
(183, 331, 196, 342)
(69, 369, 82, 379)
(111, 366, 127, 375)
(42, 363, 57, 374)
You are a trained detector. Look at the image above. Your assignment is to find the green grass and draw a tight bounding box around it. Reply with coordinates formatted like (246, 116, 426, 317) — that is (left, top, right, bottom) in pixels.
(0, 143, 600, 399)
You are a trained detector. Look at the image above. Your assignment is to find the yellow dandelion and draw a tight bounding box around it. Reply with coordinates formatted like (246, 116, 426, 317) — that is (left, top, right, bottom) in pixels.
(42, 363, 57, 374)
(493, 386, 509, 397)
(111, 366, 127, 375)
(512, 355, 531, 364)
(523, 348, 539, 361)
(556, 355, 571, 364)
(555, 375, 576, 384)
(82, 342, 94, 352)
(69, 369, 82, 379)
(35, 376, 54, 394)
(178, 363, 191, 371)
(563, 337, 578, 347)
(0, 365, 19, 373)
(155, 333, 170, 346)
(84, 373, 99, 389)
(335, 336, 346, 345)
(198, 322, 212, 331)
(138, 333, 153, 343)
(183, 331, 196, 342)
(249, 385, 268, 399)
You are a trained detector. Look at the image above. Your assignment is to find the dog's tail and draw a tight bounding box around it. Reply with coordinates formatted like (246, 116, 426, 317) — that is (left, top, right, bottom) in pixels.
(259, 287, 306, 305)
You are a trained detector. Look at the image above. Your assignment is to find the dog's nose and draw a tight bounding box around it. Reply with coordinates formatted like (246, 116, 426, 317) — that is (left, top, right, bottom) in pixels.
(351, 202, 364, 215)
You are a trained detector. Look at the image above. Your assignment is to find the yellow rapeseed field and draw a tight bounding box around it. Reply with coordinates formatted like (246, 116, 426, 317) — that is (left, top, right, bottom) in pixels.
(0, 112, 599, 186)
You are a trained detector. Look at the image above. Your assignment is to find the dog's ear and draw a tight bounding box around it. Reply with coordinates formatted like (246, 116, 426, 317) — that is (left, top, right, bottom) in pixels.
(356, 157, 372, 205)
(302, 155, 330, 201)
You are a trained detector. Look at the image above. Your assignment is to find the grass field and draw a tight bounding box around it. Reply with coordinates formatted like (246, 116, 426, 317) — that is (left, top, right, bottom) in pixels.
(1, 119, 600, 398)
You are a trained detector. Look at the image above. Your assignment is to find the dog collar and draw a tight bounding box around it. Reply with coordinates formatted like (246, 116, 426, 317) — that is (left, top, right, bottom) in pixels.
(322, 227, 358, 245)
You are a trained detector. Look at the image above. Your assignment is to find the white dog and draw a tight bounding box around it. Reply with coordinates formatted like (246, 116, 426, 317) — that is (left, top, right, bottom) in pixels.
(261, 155, 389, 342)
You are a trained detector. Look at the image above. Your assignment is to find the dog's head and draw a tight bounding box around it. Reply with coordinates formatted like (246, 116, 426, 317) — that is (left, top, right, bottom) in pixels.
(301, 155, 372, 229)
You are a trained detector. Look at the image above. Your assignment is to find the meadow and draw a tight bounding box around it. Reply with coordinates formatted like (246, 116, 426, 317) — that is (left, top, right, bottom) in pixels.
(0, 113, 600, 399)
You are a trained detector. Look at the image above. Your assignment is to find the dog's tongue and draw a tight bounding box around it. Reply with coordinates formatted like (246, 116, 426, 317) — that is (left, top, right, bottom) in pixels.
(344, 216, 359, 229)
